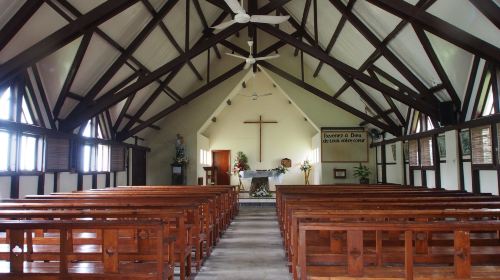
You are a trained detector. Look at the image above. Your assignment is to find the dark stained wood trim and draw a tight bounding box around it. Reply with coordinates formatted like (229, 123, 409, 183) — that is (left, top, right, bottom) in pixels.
(0, 0, 139, 83)
(117, 62, 246, 140)
(260, 61, 399, 135)
(31, 65, 56, 129)
(77, 173, 83, 191)
(10, 175, 19, 199)
(91, 174, 97, 189)
(123, 114, 161, 130)
(257, 24, 438, 119)
(53, 31, 93, 119)
(368, 0, 500, 64)
(114, 94, 136, 133)
(469, 0, 500, 30)
(381, 143, 387, 183)
(490, 65, 499, 114)
(471, 63, 490, 119)
(37, 174, 44, 195)
(192, 0, 222, 58)
(53, 172, 58, 193)
(432, 134, 441, 188)
(0, 0, 43, 52)
(368, 69, 406, 125)
(359, 109, 393, 126)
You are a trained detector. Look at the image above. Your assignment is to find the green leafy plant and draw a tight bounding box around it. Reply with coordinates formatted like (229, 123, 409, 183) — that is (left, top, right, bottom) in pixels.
(353, 163, 371, 184)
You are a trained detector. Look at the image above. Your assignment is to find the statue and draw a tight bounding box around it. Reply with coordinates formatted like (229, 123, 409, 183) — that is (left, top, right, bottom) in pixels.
(173, 134, 188, 164)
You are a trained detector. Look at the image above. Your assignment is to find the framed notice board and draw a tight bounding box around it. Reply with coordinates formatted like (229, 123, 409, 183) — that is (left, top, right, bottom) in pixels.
(321, 128, 368, 162)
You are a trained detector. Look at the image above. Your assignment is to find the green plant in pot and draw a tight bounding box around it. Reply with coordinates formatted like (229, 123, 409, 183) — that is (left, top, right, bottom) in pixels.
(353, 163, 371, 184)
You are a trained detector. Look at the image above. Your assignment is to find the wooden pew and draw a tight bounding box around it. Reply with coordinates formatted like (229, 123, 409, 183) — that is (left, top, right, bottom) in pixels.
(0, 219, 167, 280)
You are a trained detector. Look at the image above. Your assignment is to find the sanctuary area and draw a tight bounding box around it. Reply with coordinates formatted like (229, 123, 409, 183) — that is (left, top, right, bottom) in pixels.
(0, 0, 499, 279)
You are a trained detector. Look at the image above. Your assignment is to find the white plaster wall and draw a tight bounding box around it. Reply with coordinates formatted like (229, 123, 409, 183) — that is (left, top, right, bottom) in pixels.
(44, 173, 54, 194)
(426, 170, 436, 188)
(312, 133, 322, 184)
(386, 142, 403, 184)
(413, 170, 422, 186)
(0, 177, 10, 199)
(479, 170, 499, 195)
(59, 172, 78, 192)
(203, 72, 317, 189)
(197, 134, 210, 185)
(115, 171, 127, 186)
(19, 176, 38, 198)
(440, 131, 459, 190)
(463, 162, 472, 193)
(82, 175, 92, 190)
(97, 174, 106, 189)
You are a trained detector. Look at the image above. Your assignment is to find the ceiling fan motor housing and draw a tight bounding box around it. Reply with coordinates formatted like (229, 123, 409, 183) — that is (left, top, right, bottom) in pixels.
(234, 13, 251, 23)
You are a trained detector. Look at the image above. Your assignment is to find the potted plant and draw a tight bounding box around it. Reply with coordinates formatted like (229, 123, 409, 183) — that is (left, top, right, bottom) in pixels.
(233, 151, 250, 191)
(353, 164, 371, 184)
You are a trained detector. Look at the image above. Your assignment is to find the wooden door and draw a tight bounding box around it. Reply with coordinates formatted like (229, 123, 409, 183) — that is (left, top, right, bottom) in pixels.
(212, 150, 230, 185)
(131, 149, 146, 185)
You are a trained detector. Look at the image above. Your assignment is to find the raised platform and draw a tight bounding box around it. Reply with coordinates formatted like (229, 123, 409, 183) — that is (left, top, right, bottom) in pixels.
(238, 192, 276, 206)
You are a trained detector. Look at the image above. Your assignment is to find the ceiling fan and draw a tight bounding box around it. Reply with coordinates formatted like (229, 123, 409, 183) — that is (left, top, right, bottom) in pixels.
(241, 91, 272, 101)
(212, 0, 290, 30)
(226, 41, 280, 69)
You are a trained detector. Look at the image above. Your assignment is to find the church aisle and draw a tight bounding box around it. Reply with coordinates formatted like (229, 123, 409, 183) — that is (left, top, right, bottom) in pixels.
(195, 206, 291, 280)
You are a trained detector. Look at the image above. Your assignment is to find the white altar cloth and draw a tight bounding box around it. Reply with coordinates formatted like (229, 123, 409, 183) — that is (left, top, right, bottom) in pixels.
(240, 170, 279, 178)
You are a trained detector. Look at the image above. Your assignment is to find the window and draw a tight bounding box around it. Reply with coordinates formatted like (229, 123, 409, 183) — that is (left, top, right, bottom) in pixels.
(20, 96, 34, 124)
(420, 137, 433, 166)
(0, 131, 10, 171)
(0, 87, 12, 121)
(19, 134, 38, 171)
(471, 125, 492, 164)
(409, 140, 419, 166)
(80, 119, 110, 172)
(481, 84, 495, 117)
(199, 149, 212, 165)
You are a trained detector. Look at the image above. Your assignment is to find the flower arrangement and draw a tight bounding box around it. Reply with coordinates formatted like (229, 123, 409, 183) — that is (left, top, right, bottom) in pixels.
(353, 163, 371, 184)
(299, 160, 312, 172)
(251, 185, 273, 198)
(300, 160, 312, 185)
(232, 151, 250, 175)
(274, 164, 288, 175)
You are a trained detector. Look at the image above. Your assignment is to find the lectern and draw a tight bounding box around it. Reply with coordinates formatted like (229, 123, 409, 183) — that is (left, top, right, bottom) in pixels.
(203, 166, 218, 185)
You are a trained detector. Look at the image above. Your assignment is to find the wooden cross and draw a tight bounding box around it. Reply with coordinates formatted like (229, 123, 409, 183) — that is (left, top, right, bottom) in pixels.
(244, 115, 277, 162)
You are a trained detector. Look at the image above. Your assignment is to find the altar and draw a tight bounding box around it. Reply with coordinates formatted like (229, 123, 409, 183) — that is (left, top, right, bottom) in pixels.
(240, 170, 280, 197)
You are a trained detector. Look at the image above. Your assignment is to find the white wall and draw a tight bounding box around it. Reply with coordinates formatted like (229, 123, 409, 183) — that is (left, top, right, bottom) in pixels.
(440, 130, 460, 190)
(479, 171, 499, 195)
(197, 134, 210, 185)
(202, 71, 318, 189)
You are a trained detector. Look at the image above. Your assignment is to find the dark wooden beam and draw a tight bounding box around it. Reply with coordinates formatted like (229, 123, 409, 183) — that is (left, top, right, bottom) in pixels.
(413, 26, 461, 113)
(429, 83, 445, 93)
(329, 0, 431, 98)
(117, 63, 246, 140)
(192, 0, 222, 58)
(294, 0, 313, 56)
(113, 94, 136, 132)
(123, 114, 161, 130)
(461, 58, 481, 122)
(0, 0, 43, 52)
(60, 23, 247, 132)
(469, 0, 500, 30)
(491, 65, 499, 114)
(53, 31, 93, 119)
(0, 0, 139, 83)
(22, 71, 45, 128)
(471, 62, 490, 119)
(64, 0, 179, 124)
(31, 65, 56, 129)
(368, 0, 500, 64)
(260, 61, 400, 135)
(257, 24, 438, 118)
(359, 109, 394, 126)
(367, 68, 406, 126)
(313, 0, 355, 77)
(141, 0, 203, 80)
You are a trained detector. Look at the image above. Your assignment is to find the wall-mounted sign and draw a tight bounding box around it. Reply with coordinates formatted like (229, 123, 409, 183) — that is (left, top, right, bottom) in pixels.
(321, 128, 368, 162)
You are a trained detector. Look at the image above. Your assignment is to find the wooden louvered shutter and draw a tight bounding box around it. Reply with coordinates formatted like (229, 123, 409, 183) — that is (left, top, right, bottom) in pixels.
(409, 140, 419, 166)
(45, 136, 70, 171)
(420, 137, 433, 166)
(471, 125, 493, 164)
(110, 145, 126, 171)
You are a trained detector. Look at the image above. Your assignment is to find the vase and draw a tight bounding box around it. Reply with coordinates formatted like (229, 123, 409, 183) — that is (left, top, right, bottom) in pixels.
(238, 176, 244, 192)
(304, 170, 311, 185)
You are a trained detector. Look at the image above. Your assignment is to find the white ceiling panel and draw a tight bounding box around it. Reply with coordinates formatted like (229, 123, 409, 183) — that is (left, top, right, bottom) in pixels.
(0, 0, 26, 30)
(0, 3, 67, 63)
(140, 92, 176, 121)
(331, 21, 375, 69)
(35, 37, 82, 112)
(94, 65, 136, 100)
(133, 26, 178, 71)
(352, 1, 402, 40)
(66, 0, 105, 14)
(70, 34, 121, 96)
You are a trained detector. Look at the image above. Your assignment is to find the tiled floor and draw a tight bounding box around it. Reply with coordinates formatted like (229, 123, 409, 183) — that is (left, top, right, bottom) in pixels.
(194, 206, 291, 280)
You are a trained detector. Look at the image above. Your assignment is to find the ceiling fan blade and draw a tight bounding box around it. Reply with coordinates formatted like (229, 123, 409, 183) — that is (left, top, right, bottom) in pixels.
(225, 53, 247, 60)
(244, 62, 251, 70)
(254, 54, 280, 61)
(260, 93, 273, 96)
(211, 20, 235, 30)
(224, 0, 245, 14)
(250, 15, 290, 24)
